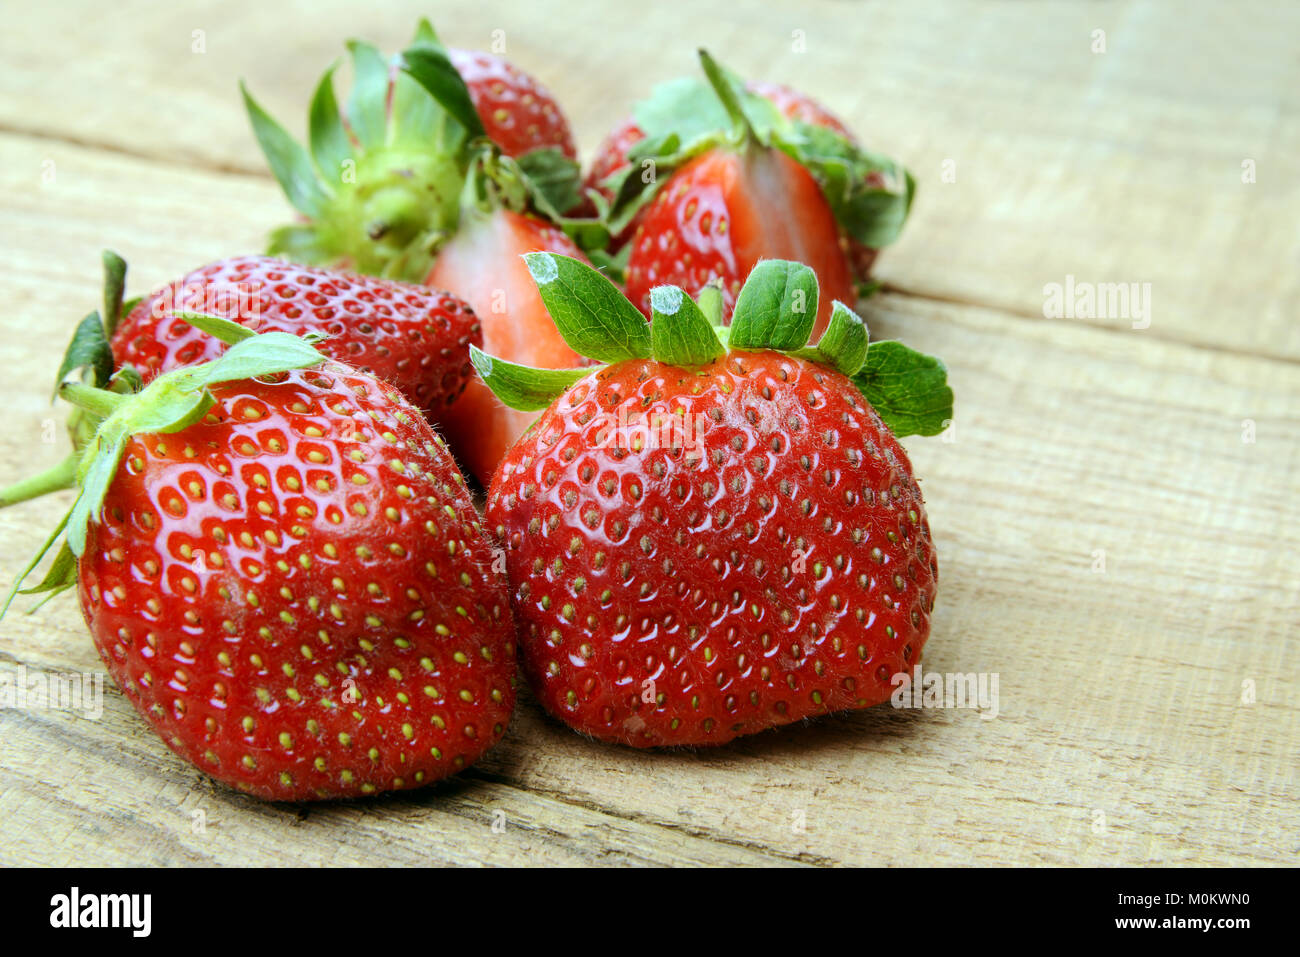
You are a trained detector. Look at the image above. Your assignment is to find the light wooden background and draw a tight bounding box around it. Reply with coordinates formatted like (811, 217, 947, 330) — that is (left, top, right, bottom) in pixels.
(1, 0, 1295, 866)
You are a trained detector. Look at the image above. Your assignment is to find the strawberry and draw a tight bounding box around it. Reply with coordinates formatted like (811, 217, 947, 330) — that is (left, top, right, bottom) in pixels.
(110, 255, 481, 420)
(473, 253, 953, 747)
(244, 20, 602, 485)
(623, 146, 855, 335)
(587, 52, 913, 294)
(449, 48, 577, 161)
(2, 308, 516, 800)
(621, 53, 854, 335)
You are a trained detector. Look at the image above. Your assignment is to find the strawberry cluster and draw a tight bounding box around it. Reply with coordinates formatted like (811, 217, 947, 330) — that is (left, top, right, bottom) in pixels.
(2, 19, 950, 801)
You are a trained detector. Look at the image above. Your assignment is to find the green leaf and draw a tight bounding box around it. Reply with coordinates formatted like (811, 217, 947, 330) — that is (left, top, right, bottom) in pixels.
(852, 341, 953, 438)
(695, 281, 724, 326)
(180, 331, 325, 389)
(649, 286, 724, 366)
(469, 345, 592, 411)
(308, 63, 353, 188)
(815, 301, 869, 376)
(411, 18, 440, 46)
(53, 312, 113, 398)
(517, 148, 583, 216)
(101, 250, 127, 336)
(400, 44, 485, 139)
(242, 81, 330, 218)
(18, 540, 77, 600)
(523, 253, 651, 363)
(172, 311, 257, 345)
(344, 40, 391, 150)
(0, 509, 70, 618)
(728, 260, 819, 351)
(67, 428, 128, 556)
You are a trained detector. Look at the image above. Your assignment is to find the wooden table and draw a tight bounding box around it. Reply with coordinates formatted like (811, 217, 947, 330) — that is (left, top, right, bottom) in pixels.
(1, 0, 1295, 867)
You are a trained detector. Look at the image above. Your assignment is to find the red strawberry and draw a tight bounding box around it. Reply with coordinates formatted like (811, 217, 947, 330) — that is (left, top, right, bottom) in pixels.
(244, 21, 594, 484)
(449, 48, 577, 160)
(586, 54, 910, 290)
(111, 256, 481, 419)
(426, 209, 590, 485)
(473, 254, 953, 747)
(2, 313, 516, 800)
(623, 147, 855, 335)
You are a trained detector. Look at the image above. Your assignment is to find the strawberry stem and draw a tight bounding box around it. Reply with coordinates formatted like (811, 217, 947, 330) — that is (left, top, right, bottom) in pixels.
(0, 454, 77, 508)
(697, 49, 756, 148)
(59, 382, 128, 419)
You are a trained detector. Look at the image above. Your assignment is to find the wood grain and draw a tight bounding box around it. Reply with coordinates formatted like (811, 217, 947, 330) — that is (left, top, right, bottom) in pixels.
(1, 0, 1296, 866)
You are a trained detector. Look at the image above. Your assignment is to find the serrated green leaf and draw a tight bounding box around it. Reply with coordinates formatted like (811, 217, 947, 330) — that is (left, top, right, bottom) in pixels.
(852, 341, 953, 438)
(469, 345, 592, 411)
(523, 253, 651, 363)
(728, 260, 819, 351)
(54, 312, 113, 398)
(242, 81, 330, 218)
(308, 63, 353, 188)
(344, 40, 391, 150)
(101, 250, 127, 336)
(815, 300, 869, 376)
(649, 286, 724, 366)
(400, 44, 485, 139)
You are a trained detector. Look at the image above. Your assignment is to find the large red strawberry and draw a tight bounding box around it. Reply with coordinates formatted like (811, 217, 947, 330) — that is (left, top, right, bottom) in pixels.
(110, 255, 481, 420)
(474, 253, 953, 747)
(2, 313, 516, 800)
(244, 20, 599, 485)
(586, 52, 912, 295)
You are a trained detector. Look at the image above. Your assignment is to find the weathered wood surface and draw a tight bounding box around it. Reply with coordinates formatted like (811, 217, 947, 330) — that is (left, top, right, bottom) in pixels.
(0, 0, 1295, 866)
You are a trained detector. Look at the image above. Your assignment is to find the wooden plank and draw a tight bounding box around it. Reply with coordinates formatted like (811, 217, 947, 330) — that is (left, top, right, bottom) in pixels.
(2, 0, 1297, 359)
(1, 134, 1295, 866)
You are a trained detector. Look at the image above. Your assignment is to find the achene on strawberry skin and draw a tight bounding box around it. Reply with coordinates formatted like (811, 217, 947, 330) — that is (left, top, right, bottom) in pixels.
(475, 254, 952, 747)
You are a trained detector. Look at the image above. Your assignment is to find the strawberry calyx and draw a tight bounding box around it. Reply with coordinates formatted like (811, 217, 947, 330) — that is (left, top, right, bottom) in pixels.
(470, 252, 954, 438)
(244, 19, 598, 281)
(596, 49, 915, 263)
(0, 313, 328, 616)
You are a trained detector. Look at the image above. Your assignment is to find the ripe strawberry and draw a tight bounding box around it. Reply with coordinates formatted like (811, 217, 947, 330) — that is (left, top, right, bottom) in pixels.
(449, 48, 577, 160)
(587, 52, 912, 293)
(620, 54, 854, 335)
(244, 20, 595, 485)
(474, 253, 953, 747)
(111, 255, 481, 419)
(426, 209, 589, 484)
(3, 314, 516, 800)
(623, 147, 855, 334)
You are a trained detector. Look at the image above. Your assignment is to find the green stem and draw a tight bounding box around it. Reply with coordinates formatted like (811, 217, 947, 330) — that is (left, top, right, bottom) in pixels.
(60, 382, 128, 419)
(0, 454, 78, 508)
(698, 49, 757, 148)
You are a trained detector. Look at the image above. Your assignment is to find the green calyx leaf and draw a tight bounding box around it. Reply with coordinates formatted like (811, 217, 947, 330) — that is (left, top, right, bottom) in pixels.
(515, 148, 584, 218)
(728, 260, 819, 351)
(523, 252, 651, 363)
(814, 300, 869, 376)
(852, 340, 953, 438)
(469, 346, 593, 412)
(399, 39, 485, 140)
(649, 285, 725, 366)
(242, 80, 332, 220)
(53, 312, 113, 400)
(101, 250, 128, 336)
